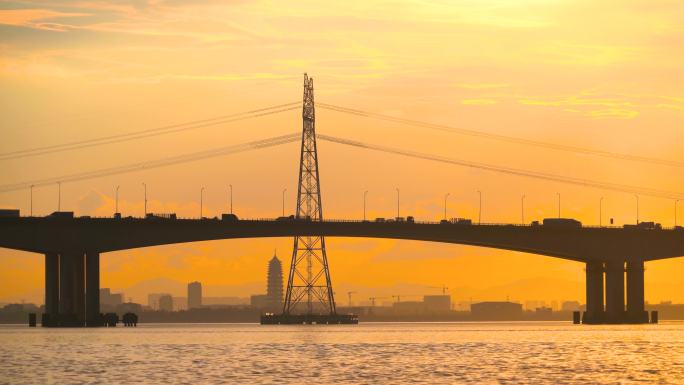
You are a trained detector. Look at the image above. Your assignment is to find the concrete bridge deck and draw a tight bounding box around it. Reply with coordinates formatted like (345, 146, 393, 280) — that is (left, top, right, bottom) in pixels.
(1, 216, 683, 261)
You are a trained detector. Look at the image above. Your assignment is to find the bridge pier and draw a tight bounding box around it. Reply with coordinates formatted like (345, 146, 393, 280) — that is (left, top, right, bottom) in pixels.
(58, 252, 75, 323)
(85, 252, 100, 326)
(583, 260, 605, 324)
(626, 259, 648, 323)
(44, 251, 101, 327)
(44, 253, 59, 326)
(605, 260, 625, 323)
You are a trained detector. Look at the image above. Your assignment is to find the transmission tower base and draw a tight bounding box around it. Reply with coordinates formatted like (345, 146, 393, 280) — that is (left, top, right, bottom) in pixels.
(260, 313, 358, 325)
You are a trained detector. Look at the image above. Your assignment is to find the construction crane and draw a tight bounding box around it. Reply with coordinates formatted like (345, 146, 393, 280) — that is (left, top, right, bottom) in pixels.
(347, 291, 357, 307)
(426, 285, 450, 295)
(368, 296, 389, 307)
(392, 294, 421, 303)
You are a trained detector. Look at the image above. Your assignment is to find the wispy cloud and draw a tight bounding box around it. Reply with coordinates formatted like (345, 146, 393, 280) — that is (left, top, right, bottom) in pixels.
(0, 8, 89, 31)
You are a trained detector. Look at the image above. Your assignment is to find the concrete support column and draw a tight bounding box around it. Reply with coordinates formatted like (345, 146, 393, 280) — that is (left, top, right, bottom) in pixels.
(72, 253, 86, 325)
(626, 259, 647, 323)
(585, 260, 604, 323)
(86, 252, 100, 326)
(59, 252, 86, 326)
(44, 253, 59, 324)
(59, 253, 75, 319)
(605, 260, 625, 322)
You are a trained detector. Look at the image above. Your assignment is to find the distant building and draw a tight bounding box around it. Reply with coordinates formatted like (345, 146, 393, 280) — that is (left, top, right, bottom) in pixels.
(116, 302, 143, 314)
(159, 294, 173, 312)
(535, 307, 552, 316)
(266, 253, 284, 311)
(100, 288, 123, 310)
(251, 294, 269, 309)
(172, 297, 188, 311)
(203, 297, 249, 306)
(524, 300, 545, 311)
(423, 295, 451, 313)
(561, 301, 581, 311)
(1, 303, 39, 313)
(148, 293, 165, 310)
(188, 281, 202, 309)
(393, 301, 424, 315)
(471, 301, 523, 319)
(251, 252, 284, 312)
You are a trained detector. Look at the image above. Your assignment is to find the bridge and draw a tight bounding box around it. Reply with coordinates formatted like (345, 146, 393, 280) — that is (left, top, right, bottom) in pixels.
(1, 214, 684, 325)
(1, 74, 683, 326)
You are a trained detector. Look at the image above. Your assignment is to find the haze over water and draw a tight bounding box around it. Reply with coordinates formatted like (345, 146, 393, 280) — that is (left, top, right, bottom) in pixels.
(2, 322, 683, 384)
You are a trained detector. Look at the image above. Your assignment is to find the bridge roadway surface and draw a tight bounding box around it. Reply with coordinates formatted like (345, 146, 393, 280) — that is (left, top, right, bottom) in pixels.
(1, 217, 683, 262)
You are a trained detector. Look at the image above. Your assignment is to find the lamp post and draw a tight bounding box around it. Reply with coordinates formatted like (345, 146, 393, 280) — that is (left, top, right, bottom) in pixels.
(676, 199, 681, 227)
(556, 192, 561, 218)
(282, 188, 287, 217)
(635, 194, 639, 224)
(115, 185, 120, 214)
(444, 193, 450, 220)
(395, 188, 400, 218)
(477, 190, 482, 224)
(521, 194, 526, 225)
(599, 196, 604, 227)
(363, 190, 368, 221)
(57, 182, 61, 211)
(200, 187, 205, 218)
(29, 185, 33, 216)
(142, 183, 147, 216)
(229, 184, 233, 215)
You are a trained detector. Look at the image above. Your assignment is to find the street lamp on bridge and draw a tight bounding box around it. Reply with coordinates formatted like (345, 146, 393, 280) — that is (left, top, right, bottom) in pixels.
(635, 194, 640, 224)
(57, 181, 61, 212)
(142, 183, 147, 216)
(444, 193, 450, 221)
(676, 199, 682, 227)
(115, 185, 120, 215)
(600, 196, 604, 227)
(282, 188, 287, 217)
(29, 185, 33, 216)
(521, 194, 526, 225)
(477, 190, 482, 224)
(229, 184, 233, 215)
(200, 187, 205, 218)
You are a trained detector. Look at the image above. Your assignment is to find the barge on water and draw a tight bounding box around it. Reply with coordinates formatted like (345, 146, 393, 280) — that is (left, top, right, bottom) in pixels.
(260, 313, 358, 325)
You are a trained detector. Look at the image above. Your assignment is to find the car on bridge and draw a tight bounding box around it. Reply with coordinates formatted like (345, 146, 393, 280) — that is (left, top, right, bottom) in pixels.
(624, 221, 662, 230)
(439, 218, 472, 225)
(145, 213, 177, 220)
(48, 211, 74, 219)
(221, 213, 239, 221)
(542, 218, 582, 228)
(0, 209, 20, 218)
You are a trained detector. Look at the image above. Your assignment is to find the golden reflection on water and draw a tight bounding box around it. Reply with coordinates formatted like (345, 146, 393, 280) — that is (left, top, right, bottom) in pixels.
(1, 322, 683, 384)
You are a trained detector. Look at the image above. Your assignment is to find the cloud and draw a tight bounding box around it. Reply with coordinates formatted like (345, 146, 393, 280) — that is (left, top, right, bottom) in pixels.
(77, 189, 105, 215)
(0, 9, 88, 31)
(461, 99, 497, 106)
(454, 83, 510, 90)
(517, 93, 643, 118)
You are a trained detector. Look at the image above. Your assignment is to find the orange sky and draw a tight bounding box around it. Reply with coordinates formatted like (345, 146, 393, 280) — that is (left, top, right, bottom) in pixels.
(1, 0, 683, 306)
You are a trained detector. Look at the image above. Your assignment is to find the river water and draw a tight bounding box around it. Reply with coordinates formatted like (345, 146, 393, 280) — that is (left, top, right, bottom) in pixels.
(1, 322, 683, 384)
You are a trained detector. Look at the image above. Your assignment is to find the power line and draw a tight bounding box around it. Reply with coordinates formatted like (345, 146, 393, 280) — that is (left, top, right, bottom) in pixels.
(0, 102, 300, 161)
(318, 103, 684, 168)
(0, 133, 300, 193)
(317, 134, 684, 200)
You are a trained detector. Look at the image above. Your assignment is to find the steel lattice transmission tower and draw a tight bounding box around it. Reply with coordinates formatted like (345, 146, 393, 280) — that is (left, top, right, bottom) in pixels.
(282, 74, 337, 316)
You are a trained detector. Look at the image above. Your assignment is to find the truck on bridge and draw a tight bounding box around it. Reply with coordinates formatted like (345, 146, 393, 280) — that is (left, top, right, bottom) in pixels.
(542, 218, 582, 228)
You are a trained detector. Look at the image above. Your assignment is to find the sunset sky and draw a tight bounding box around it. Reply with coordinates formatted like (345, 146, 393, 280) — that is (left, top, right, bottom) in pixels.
(1, 0, 683, 306)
